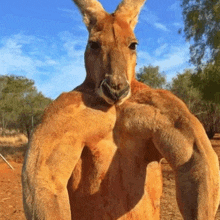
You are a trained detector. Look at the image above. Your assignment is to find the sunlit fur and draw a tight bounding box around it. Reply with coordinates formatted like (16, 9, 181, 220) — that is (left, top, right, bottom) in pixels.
(22, 0, 220, 219)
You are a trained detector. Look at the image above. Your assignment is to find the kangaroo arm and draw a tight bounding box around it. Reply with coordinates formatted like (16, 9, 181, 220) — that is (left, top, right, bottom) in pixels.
(22, 129, 84, 220)
(175, 145, 219, 220)
(24, 184, 71, 220)
(153, 116, 220, 220)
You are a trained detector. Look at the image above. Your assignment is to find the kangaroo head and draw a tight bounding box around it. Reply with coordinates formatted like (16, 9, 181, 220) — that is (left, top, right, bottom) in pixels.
(73, 0, 146, 105)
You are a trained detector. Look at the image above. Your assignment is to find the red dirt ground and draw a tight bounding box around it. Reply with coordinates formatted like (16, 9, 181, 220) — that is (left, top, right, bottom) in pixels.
(0, 162, 24, 220)
(0, 134, 220, 219)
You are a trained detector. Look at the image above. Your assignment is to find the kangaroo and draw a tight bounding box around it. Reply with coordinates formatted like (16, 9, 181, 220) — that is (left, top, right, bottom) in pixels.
(22, 0, 220, 219)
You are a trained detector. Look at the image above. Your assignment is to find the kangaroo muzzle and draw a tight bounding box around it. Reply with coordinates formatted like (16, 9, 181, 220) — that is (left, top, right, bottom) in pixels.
(99, 75, 130, 104)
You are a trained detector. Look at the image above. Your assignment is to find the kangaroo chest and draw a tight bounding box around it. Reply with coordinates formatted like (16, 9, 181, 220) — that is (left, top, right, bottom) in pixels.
(67, 125, 162, 219)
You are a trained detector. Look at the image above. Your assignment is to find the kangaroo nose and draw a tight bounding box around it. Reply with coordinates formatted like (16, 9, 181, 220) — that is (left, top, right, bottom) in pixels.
(105, 76, 127, 91)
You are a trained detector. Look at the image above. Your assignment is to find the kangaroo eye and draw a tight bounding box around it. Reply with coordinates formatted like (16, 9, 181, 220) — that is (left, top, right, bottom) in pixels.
(88, 41, 100, 50)
(129, 42, 138, 50)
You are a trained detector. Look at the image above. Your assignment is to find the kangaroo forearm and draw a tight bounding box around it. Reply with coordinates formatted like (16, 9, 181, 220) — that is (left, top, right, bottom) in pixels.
(176, 165, 216, 220)
(24, 188, 71, 220)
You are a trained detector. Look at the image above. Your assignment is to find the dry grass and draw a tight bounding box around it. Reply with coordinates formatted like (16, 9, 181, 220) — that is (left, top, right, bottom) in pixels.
(0, 134, 28, 163)
(0, 134, 28, 147)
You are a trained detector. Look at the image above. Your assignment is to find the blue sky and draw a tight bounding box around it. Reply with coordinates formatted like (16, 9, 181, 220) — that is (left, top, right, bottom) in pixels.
(1, 0, 191, 99)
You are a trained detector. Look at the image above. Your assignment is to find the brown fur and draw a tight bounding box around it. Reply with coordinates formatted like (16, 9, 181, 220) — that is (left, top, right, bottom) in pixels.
(22, 0, 220, 219)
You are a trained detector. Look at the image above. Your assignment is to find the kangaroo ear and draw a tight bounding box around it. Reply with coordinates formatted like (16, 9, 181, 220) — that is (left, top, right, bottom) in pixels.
(72, 0, 107, 30)
(115, 0, 146, 30)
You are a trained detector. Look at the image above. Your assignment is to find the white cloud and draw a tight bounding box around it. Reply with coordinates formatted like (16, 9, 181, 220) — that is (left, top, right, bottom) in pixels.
(169, 2, 181, 11)
(154, 43, 168, 57)
(152, 45, 190, 81)
(152, 45, 189, 71)
(168, 2, 183, 23)
(153, 53, 184, 71)
(59, 31, 86, 62)
(141, 7, 170, 32)
(37, 65, 86, 99)
(136, 43, 190, 81)
(137, 50, 154, 69)
(58, 8, 87, 32)
(141, 7, 159, 23)
(173, 22, 182, 27)
(154, 23, 169, 32)
(45, 59, 57, 66)
(0, 32, 87, 99)
(58, 8, 82, 21)
(0, 34, 41, 78)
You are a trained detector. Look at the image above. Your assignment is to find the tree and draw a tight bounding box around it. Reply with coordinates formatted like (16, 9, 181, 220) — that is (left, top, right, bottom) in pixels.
(196, 102, 220, 138)
(181, 0, 220, 67)
(0, 75, 52, 138)
(0, 75, 34, 133)
(17, 92, 52, 139)
(191, 64, 220, 103)
(170, 69, 220, 138)
(171, 69, 202, 112)
(136, 65, 167, 89)
(181, 0, 220, 104)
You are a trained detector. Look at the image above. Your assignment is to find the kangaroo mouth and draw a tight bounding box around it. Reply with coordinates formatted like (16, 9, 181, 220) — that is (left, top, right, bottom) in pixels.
(98, 80, 130, 105)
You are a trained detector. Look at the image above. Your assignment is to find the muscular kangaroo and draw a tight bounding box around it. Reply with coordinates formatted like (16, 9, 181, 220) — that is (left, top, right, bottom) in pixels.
(22, 0, 220, 219)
